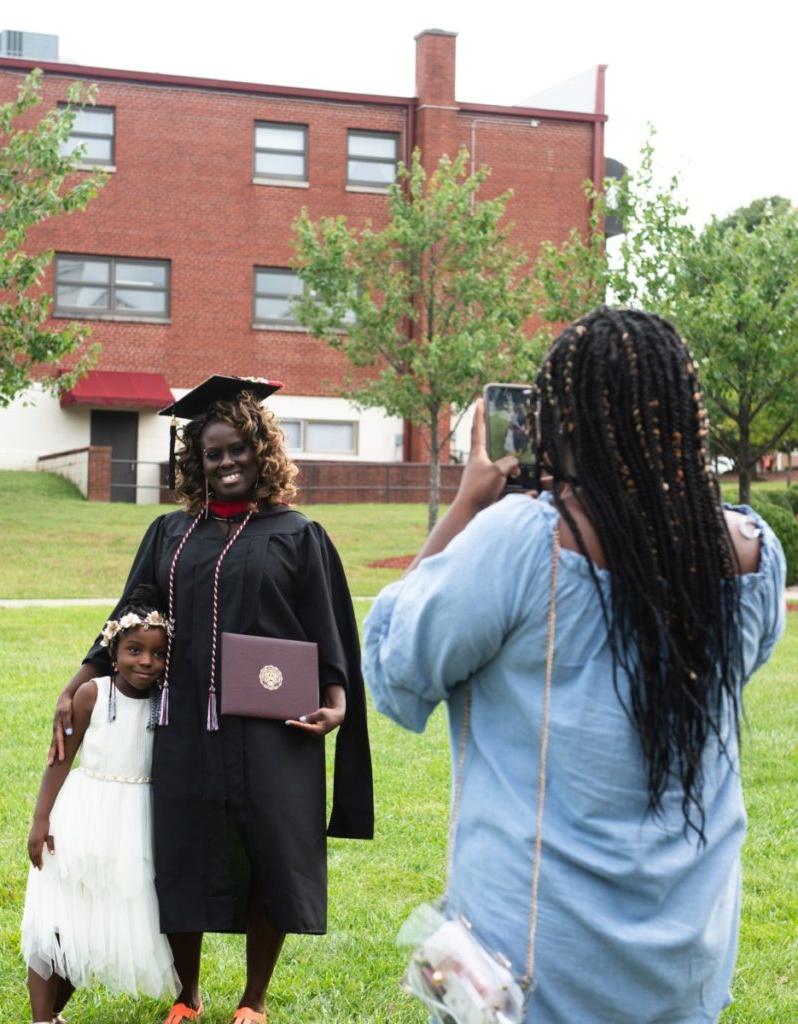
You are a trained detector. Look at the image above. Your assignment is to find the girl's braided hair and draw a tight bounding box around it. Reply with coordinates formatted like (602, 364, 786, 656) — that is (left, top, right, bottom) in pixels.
(174, 391, 297, 515)
(532, 306, 743, 843)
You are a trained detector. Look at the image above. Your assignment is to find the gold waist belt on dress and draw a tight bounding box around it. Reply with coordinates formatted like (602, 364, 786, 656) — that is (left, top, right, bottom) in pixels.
(78, 766, 152, 784)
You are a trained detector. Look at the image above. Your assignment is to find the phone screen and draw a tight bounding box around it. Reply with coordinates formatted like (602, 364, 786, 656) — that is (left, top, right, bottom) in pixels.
(484, 383, 536, 488)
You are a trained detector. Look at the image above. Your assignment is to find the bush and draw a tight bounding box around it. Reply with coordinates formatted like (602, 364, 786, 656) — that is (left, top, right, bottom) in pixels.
(784, 486, 798, 515)
(761, 490, 794, 514)
(750, 499, 798, 586)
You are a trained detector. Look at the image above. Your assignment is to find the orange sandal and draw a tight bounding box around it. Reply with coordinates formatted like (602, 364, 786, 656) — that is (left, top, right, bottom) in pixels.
(231, 1009, 267, 1023)
(163, 1003, 204, 1023)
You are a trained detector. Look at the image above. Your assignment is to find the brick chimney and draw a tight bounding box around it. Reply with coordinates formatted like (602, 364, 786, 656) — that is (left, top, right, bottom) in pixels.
(415, 28, 457, 106)
(404, 30, 460, 463)
(413, 29, 459, 172)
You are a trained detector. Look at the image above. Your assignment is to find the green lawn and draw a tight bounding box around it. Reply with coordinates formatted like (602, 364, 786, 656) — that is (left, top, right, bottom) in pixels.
(1, 468, 792, 600)
(1, 470, 796, 1021)
(0, 605, 448, 1024)
(1, 609, 795, 1022)
(0, 471, 428, 599)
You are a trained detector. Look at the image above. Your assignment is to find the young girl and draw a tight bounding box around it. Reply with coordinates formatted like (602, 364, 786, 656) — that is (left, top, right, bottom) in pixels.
(22, 584, 178, 1023)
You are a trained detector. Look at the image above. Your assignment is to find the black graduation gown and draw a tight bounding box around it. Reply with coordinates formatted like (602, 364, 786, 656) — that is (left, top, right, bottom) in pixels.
(84, 507, 373, 935)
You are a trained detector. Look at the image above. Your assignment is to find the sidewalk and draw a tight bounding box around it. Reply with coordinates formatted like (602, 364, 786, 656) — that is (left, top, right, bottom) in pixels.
(0, 596, 377, 607)
(2, 592, 795, 608)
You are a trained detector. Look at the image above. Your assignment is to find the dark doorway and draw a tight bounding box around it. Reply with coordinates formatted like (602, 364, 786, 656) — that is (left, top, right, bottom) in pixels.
(90, 410, 138, 503)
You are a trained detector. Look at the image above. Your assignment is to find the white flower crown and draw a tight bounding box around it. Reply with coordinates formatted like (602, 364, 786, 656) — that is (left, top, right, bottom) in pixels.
(100, 610, 174, 647)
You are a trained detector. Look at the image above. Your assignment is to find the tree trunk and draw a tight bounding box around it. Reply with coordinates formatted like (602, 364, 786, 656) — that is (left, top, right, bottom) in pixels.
(427, 409, 441, 533)
(738, 462, 752, 505)
(737, 412, 752, 505)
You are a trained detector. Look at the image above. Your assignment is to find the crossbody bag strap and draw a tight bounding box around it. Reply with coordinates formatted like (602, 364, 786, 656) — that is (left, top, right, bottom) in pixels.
(445, 524, 561, 993)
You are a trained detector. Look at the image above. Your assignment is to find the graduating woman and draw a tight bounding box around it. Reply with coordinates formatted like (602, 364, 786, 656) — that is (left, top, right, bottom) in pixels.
(50, 376, 373, 1024)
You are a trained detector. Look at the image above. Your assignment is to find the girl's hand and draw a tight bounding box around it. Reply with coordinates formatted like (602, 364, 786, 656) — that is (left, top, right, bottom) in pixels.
(286, 684, 346, 736)
(28, 818, 54, 869)
(48, 692, 75, 765)
(455, 399, 520, 512)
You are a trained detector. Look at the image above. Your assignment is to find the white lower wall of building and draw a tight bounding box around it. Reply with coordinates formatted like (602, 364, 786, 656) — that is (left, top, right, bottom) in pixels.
(0, 386, 92, 468)
(135, 409, 172, 504)
(0, 387, 404, 503)
(450, 403, 476, 464)
(268, 394, 404, 463)
(38, 449, 90, 496)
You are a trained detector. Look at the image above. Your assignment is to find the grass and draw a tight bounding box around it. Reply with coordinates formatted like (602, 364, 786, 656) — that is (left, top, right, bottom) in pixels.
(720, 478, 797, 504)
(0, 605, 448, 1024)
(1, 470, 796, 1021)
(1, 468, 793, 601)
(0, 471, 429, 599)
(1, 610, 796, 1022)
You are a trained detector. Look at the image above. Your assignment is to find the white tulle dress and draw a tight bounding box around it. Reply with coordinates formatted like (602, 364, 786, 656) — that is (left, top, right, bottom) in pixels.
(21, 676, 178, 998)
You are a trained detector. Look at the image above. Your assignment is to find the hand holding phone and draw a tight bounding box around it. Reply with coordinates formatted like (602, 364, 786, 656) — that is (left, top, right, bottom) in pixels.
(483, 383, 536, 490)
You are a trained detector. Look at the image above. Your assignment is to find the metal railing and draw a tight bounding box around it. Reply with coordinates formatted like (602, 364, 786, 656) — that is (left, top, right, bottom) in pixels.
(109, 458, 167, 492)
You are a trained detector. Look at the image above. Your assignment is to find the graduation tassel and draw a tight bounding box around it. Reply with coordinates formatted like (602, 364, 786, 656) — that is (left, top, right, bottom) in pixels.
(158, 681, 170, 726)
(207, 686, 219, 732)
(168, 415, 177, 491)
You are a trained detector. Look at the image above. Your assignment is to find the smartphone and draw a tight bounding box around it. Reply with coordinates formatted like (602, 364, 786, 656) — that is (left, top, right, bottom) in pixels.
(483, 383, 536, 490)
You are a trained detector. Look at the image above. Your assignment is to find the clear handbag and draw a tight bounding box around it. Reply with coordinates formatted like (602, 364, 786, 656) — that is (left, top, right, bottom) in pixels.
(398, 901, 525, 1024)
(397, 529, 561, 1024)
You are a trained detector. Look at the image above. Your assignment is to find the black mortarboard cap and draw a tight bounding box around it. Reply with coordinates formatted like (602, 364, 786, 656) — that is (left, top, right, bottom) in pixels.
(159, 375, 283, 489)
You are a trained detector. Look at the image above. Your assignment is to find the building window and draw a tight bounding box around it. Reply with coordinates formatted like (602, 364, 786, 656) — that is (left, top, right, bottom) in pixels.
(347, 131, 399, 187)
(253, 268, 304, 325)
(55, 255, 170, 318)
(281, 419, 357, 454)
(59, 105, 115, 166)
(254, 122, 308, 181)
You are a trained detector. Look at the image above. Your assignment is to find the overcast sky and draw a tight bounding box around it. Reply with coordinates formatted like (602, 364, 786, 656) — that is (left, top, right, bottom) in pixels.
(12, 0, 796, 227)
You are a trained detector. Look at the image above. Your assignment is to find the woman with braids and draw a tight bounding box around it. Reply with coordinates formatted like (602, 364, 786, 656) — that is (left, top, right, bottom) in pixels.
(364, 309, 785, 1023)
(48, 376, 373, 1024)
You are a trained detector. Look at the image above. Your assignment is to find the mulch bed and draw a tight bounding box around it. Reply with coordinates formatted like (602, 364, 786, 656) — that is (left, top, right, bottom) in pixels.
(368, 555, 415, 569)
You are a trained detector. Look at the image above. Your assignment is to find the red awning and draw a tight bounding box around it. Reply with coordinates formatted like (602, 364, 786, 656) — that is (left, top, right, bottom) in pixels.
(60, 371, 174, 410)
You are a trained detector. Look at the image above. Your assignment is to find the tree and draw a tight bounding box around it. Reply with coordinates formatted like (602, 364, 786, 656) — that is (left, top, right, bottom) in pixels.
(1, 69, 106, 406)
(529, 133, 798, 503)
(292, 148, 535, 529)
(664, 208, 798, 503)
(529, 131, 692, 344)
(716, 195, 792, 234)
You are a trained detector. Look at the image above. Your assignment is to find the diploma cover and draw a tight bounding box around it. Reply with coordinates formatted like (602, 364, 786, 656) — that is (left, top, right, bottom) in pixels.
(220, 632, 319, 720)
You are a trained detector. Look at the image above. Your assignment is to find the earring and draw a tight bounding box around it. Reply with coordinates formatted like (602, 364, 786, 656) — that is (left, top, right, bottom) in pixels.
(108, 665, 118, 723)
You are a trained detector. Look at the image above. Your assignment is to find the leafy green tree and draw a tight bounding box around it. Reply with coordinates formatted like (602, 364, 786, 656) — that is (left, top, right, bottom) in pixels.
(664, 208, 798, 503)
(292, 148, 535, 529)
(529, 131, 692, 343)
(530, 134, 798, 503)
(1, 69, 106, 406)
(716, 195, 792, 234)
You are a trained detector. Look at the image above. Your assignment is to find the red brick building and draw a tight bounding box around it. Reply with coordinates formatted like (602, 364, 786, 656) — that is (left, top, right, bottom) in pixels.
(0, 29, 606, 501)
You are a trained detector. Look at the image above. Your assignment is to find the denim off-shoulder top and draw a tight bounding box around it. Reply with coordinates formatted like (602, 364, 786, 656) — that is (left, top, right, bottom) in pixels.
(363, 493, 785, 1024)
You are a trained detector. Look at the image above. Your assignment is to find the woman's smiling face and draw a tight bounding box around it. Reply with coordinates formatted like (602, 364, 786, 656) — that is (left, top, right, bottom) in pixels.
(201, 420, 259, 500)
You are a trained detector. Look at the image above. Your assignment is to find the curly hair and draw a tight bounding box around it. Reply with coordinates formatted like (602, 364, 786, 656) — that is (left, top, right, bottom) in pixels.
(174, 391, 298, 515)
(532, 306, 743, 844)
